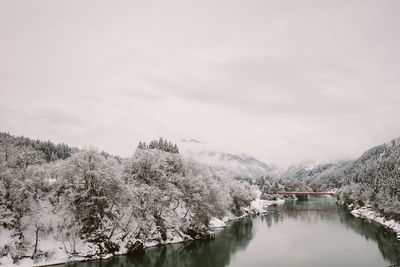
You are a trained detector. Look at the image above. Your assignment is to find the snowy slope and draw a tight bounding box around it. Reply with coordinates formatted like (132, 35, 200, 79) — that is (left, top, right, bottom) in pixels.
(179, 139, 280, 179)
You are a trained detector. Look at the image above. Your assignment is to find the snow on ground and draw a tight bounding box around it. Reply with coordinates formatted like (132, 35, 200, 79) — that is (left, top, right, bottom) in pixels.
(3, 197, 286, 266)
(350, 205, 400, 239)
(209, 217, 226, 228)
(2, 227, 202, 267)
(0, 228, 13, 247)
(249, 198, 285, 214)
(143, 229, 193, 248)
(209, 196, 285, 229)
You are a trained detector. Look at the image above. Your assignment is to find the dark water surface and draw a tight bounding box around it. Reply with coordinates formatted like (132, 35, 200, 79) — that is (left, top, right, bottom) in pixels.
(60, 196, 400, 267)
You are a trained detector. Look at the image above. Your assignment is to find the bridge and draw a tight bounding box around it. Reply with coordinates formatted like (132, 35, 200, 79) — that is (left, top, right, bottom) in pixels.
(277, 183, 336, 196)
(277, 191, 335, 196)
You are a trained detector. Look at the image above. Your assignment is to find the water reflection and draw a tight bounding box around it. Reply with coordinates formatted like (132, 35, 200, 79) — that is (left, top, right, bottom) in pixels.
(61, 218, 254, 267)
(277, 197, 339, 220)
(337, 207, 400, 264)
(261, 196, 400, 266)
(59, 196, 400, 267)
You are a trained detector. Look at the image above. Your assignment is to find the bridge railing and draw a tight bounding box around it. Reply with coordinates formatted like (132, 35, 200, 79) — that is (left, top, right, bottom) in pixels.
(277, 183, 335, 195)
(277, 191, 335, 195)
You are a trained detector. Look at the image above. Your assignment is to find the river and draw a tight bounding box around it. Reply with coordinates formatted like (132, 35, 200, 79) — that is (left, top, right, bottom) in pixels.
(59, 196, 400, 267)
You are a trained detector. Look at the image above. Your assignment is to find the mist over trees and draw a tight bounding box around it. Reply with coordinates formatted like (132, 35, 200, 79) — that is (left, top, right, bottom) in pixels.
(1, 132, 399, 265)
(282, 138, 400, 220)
(0, 134, 257, 264)
(137, 137, 179, 153)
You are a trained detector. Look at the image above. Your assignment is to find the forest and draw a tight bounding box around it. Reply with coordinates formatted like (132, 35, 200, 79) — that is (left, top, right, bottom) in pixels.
(0, 133, 258, 264)
(1, 132, 399, 265)
(282, 138, 400, 220)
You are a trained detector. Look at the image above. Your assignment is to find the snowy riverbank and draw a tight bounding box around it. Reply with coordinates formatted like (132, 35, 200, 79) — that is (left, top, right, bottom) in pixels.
(348, 204, 400, 240)
(0, 197, 285, 267)
(0, 232, 199, 267)
(209, 197, 285, 228)
(0, 229, 200, 267)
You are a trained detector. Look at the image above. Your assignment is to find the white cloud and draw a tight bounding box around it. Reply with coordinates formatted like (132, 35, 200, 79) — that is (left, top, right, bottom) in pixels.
(1, 0, 400, 167)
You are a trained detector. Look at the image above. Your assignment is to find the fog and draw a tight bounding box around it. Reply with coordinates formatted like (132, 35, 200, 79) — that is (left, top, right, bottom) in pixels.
(1, 0, 400, 166)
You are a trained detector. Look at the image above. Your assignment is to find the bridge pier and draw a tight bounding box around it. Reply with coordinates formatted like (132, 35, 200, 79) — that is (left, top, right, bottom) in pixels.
(296, 194, 308, 200)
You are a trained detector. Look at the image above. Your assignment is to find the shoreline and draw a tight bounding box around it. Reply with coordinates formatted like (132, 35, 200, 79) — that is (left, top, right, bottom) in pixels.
(341, 203, 400, 240)
(25, 198, 285, 267)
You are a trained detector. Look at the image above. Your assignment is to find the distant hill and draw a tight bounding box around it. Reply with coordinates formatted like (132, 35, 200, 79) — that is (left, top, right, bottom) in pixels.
(198, 151, 279, 179)
(282, 137, 400, 219)
(0, 132, 78, 163)
(281, 160, 351, 187)
(178, 139, 280, 180)
(0, 132, 126, 164)
(282, 138, 400, 186)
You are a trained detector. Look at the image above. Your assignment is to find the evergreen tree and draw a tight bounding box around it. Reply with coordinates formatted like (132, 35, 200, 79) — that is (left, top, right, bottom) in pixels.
(158, 137, 164, 150)
(138, 141, 144, 149)
(137, 138, 179, 154)
(173, 144, 179, 154)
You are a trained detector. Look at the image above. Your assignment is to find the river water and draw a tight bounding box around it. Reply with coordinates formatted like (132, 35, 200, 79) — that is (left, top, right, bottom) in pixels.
(60, 196, 400, 267)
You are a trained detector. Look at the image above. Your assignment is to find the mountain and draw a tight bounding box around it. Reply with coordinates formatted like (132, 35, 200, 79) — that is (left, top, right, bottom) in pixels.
(0, 132, 78, 163)
(178, 139, 280, 180)
(281, 160, 351, 186)
(189, 151, 280, 179)
(282, 138, 400, 185)
(281, 137, 400, 219)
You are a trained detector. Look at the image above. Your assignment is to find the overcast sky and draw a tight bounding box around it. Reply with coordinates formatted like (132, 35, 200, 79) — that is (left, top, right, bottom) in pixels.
(1, 0, 400, 167)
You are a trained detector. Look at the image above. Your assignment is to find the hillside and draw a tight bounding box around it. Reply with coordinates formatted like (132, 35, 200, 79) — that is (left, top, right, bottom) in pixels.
(0, 132, 78, 163)
(0, 134, 261, 266)
(283, 138, 400, 219)
(179, 139, 280, 180)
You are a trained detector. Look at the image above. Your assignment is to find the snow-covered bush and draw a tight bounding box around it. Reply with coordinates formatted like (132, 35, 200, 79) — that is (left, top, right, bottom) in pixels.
(0, 134, 260, 263)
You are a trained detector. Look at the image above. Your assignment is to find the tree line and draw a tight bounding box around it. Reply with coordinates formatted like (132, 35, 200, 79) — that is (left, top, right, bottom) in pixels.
(138, 137, 179, 153)
(282, 138, 400, 220)
(0, 134, 257, 264)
